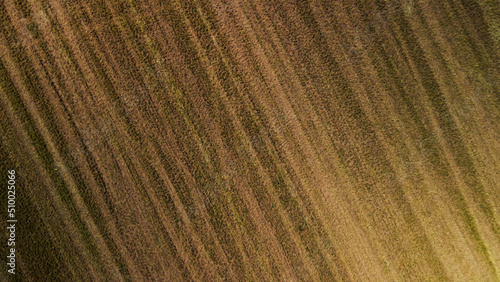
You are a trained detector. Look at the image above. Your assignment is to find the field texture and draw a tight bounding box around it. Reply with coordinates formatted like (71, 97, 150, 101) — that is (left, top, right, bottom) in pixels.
(1, 0, 500, 281)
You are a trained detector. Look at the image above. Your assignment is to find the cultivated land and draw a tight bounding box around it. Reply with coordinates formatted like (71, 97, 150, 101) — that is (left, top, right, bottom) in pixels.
(0, 0, 499, 281)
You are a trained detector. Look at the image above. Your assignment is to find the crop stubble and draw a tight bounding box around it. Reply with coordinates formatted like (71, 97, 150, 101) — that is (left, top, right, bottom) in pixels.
(0, 0, 499, 281)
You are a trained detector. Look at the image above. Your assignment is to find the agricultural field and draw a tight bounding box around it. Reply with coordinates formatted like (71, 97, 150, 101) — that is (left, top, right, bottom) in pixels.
(0, 0, 499, 281)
